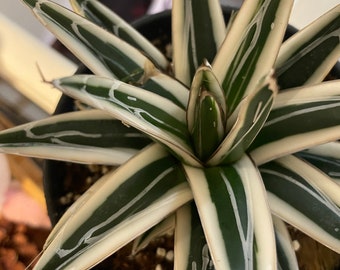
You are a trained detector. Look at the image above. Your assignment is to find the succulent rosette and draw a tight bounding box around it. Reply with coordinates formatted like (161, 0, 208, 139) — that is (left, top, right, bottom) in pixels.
(0, 0, 339, 269)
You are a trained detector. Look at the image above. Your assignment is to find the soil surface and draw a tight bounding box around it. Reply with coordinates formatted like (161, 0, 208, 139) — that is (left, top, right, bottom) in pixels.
(0, 216, 49, 270)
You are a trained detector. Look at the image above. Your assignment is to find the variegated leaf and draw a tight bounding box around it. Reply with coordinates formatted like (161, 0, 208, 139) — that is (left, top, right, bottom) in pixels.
(175, 202, 214, 270)
(276, 5, 340, 88)
(297, 152, 340, 186)
(260, 158, 340, 252)
(53, 74, 201, 166)
(69, 0, 169, 70)
(44, 162, 117, 248)
(304, 142, 340, 160)
(187, 62, 227, 132)
(250, 81, 340, 165)
(22, 0, 153, 80)
(273, 216, 299, 270)
(141, 71, 189, 109)
(172, 0, 226, 86)
(190, 93, 225, 161)
(187, 63, 226, 161)
(275, 155, 340, 207)
(36, 144, 193, 269)
(23, 1, 190, 109)
(0, 110, 150, 165)
(297, 142, 340, 182)
(207, 72, 277, 166)
(212, 0, 293, 114)
(184, 155, 275, 270)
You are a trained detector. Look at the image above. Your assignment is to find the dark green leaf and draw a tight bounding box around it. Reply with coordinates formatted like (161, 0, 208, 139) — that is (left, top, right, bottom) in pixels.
(260, 159, 340, 250)
(213, 0, 293, 114)
(69, 0, 169, 70)
(22, 0, 153, 80)
(172, 0, 225, 85)
(276, 6, 340, 88)
(250, 81, 340, 165)
(175, 202, 214, 270)
(54, 75, 201, 166)
(0, 110, 151, 164)
(36, 145, 192, 269)
(208, 74, 277, 165)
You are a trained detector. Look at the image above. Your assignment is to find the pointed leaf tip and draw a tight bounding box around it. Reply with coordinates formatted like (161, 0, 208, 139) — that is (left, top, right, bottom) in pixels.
(187, 64, 226, 161)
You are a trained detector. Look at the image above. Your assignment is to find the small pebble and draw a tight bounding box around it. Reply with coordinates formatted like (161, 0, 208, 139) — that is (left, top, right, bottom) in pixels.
(165, 250, 174, 262)
(155, 264, 163, 270)
(292, 239, 300, 251)
(156, 247, 166, 259)
(12, 233, 28, 246)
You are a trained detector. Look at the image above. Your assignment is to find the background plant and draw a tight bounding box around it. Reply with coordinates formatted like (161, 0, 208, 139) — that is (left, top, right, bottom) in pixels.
(0, 0, 339, 269)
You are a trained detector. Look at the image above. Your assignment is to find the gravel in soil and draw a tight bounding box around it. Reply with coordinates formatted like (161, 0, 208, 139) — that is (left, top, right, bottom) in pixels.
(0, 213, 175, 270)
(0, 216, 50, 270)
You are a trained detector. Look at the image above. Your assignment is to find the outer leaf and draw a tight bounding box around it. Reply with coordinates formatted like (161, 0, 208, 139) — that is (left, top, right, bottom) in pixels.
(297, 152, 340, 186)
(303, 141, 340, 160)
(44, 162, 116, 248)
(53, 74, 201, 166)
(35, 144, 193, 269)
(22, 0, 153, 80)
(175, 202, 214, 270)
(297, 142, 340, 181)
(275, 155, 340, 207)
(250, 81, 340, 165)
(212, 0, 293, 114)
(260, 158, 340, 252)
(207, 72, 277, 165)
(0, 110, 150, 165)
(276, 5, 340, 88)
(69, 0, 169, 70)
(172, 0, 226, 86)
(273, 216, 299, 270)
(26, 0, 190, 108)
(184, 155, 275, 270)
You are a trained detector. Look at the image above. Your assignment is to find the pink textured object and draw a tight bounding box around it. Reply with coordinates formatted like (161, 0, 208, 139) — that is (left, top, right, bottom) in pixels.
(2, 182, 51, 229)
(0, 154, 51, 229)
(0, 154, 11, 207)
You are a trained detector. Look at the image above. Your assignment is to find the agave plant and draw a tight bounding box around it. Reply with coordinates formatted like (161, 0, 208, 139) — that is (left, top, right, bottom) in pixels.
(0, 0, 339, 269)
